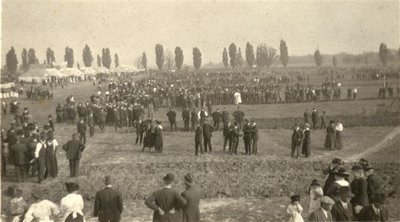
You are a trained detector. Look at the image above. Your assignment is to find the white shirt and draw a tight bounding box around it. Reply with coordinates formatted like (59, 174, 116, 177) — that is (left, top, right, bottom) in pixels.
(321, 208, 329, 218)
(34, 141, 47, 158)
(340, 200, 348, 210)
(24, 200, 60, 222)
(335, 123, 343, 132)
(60, 193, 84, 222)
(372, 204, 380, 215)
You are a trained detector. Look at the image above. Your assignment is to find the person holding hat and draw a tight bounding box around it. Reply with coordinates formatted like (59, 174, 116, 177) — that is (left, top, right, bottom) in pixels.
(364, 164, 385, 201)
(308, 196, 334, 222)
(154, 120, 163, 153)
(60, 182, 85, 222)
(24, 189, 60, 222)
(94, 176, 124, 222)
(308, 179, 324, 214)
(286, 195, 304, 222)
(350, 164, 369, 217)
(358, 192, 388, 221)
(145, 173, 187, 222)
(326, 167, 350, 201)
(62, 133, 85, 177)
(181, 173, 201, 222)
(301, 123, 311, 157)
(331, 186, 355, 221)
(322, 158, 344, 194)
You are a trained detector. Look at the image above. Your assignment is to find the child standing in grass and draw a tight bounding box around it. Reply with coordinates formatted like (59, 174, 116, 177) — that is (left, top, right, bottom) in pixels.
(287, 195, 304, 222)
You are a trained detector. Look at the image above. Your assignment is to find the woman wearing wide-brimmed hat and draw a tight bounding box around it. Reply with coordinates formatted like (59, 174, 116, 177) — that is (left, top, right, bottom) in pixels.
(60, 182, 85, 222)
(308, 179, 323, 214)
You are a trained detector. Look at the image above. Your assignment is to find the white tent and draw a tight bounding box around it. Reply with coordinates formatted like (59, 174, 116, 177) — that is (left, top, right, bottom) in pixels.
(61, 68, 84, 77)
(112, 65, 144, 73)
(19, 68, 65, 82)
(80, 67, 96, 75)
(93, 66, 111, 74)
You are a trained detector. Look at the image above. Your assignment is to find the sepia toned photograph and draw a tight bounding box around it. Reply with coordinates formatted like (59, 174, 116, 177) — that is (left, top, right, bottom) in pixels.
(0, 0, 399, 221)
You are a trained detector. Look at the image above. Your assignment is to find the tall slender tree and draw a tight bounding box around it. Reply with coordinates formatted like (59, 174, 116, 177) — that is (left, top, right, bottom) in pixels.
(236, 48, 243, 68)
(101, 48, 112, 68)
(82, 44, 93, 67)
(222, 48, 228, 69)
(379, 43, 388, 66)
(21, 48, 28, 71)
(114, 54, 119, 68)
(27, 48, 37, 66)
(174, 47, 184, 70)
(193, 47, 202, 71)
(279, 40, 289, 67)
(97, 55, 102, 67)
(6, 47, 18, 74)
(245, 42, 255, 68)
(155, 44, 164, 70)
(314, 49, 323, 67)
(64, 47, 74, 68)
(142, 52, 147, 70)
(165, 49, 173, 70)
(229, 43, 237, 68)
(46, 48, 55, 67)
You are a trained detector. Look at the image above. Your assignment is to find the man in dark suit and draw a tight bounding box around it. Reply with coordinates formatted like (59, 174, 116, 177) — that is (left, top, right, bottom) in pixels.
(304, 108, 311, 124)
(62, 133, 85, 177)
(94, 176, 124, 222)
(167, 107, 177, 131)
(291, 123, 303, 158)
(323, 158, 344, 195)
(250, 119, 258, 155)
(181, 173, 201, 222)
(358, 193, 388, 222)
(230, 122, 240, 155)
(221, 107, 229, 126)
(311, 108, 319, 130)
(202, 120, 213, 153)
(77, 118, 87, 144)
(145, 173, 187, 222)
(182, 108, 190, 132)
(10, 136, 28, 183)
(242, 119, 252, 155)
(222, 122, 232, 153)
(364, 164, 385, 201)
(232, 106, 244, 128)
(194, 124, 203, 156)
(190, 109, 198, 131)
(309, 196, 335, 222)
(211, 108, 222, 130)
(135, 119, 145, 145)
(331, 187, 355, 222)
(350, 165, 369, 218)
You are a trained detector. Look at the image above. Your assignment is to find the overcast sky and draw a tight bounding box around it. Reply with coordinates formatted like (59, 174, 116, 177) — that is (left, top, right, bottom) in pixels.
(1, 0, 399, 67)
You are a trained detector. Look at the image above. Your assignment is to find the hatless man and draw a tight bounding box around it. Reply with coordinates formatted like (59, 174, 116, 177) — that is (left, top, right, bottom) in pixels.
(309, 196, 335, 222)
(291, 123, 303, 158)
(77, 118, 87, 145)
(190, 108, 198, 131)
(62, 133, 85, 177)
(94, 176, 124, 222)
(222, 122, 232, 153)
(167, 107, 177, 131)
(230, 122, 240, 155)
(145, 173, 187, 222)
(232, 106, 244, 128)
(250, 119, 258, 155)
(194, 124, 203, 156)
(203, 120, 213, 153)
(211, 108, 222, 130)
(242, 119, 252, 155)
(34, 133, 48, 183)
(182, 107, 190, 132)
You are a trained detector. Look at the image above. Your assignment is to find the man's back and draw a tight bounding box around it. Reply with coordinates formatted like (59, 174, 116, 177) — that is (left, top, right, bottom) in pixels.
(145, 187, 187, 222)
(63, 140, 83, 160)
(94, 187, 123, 220)
(182, 187, 201, 222)
(11, 142, 28, 165)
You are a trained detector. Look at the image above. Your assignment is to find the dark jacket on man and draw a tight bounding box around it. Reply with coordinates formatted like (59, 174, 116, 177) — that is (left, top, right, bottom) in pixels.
(308, 208, 333, 222)
(94, 186, 124, 222)
(145, 187, 187, 222)
(10, 142, 28, 165)
(358, 205, 388, 222)
(62, 139, 84, 160)
(350, 177, 369, 207)
(181, 186, 201, 222)
(331, 201, 354, 222)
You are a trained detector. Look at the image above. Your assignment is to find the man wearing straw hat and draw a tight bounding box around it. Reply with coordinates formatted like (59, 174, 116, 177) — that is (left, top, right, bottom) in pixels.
(181, 173, 201, 222)
(145, 173, 187, 222)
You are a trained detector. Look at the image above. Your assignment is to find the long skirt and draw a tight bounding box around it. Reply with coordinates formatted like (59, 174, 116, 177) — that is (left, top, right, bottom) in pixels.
(336, 132, 343, 150)
(324, 133, 336, 150)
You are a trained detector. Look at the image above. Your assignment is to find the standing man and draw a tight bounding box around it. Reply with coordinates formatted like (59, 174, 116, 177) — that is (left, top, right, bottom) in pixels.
(211, 108, 222, 130)
(10, 136, 28, 183)
(230, 122, 240, 155)
(311, 108, 319, 130)
(350, 165, 369, 218)
(198, 108, 208, 126)
(242, 119, 252, 155)
(77, 118, 87, 145)
(182, 107, 190, 132)
(94, 176, 124, 222)
(62, 133, 85, 177)
(190, 108, 198, 131)
(308, 196, 335, 222)
(358, 193, 388, 221)
(34, 133, 48, 183)
(291, 123, 303, 158)
(250, 119, 258, 155)
(145, 173, 187, 222)
(364, 164, 385, 201)
(320, 111, 328, 129)
(167, 107, 177, 131)
(331, 187, 355, 222)
(135, 119, 145, 145)
(232, 106, 244, 128)
(99, 108, 107, 132)
(203, 119, 213, 153)
(222, 122, 232, 153)
(221, 107, 229, 126)
(194, 123, 203, 156)
(304, 108, 312, 124)
(181, 173, 201, 222)
(154, 120, 163, 153)
(88, 112, 95, 137)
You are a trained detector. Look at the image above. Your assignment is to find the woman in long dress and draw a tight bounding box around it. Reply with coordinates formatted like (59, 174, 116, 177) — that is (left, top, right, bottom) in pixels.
(60, 182, 85, 222)
(324, 120, 336, 150)
(287, 195, 304, 222)
(301, 123, 311, 157)
(308, 180, 323, 214)
(335, 120, 344, 150)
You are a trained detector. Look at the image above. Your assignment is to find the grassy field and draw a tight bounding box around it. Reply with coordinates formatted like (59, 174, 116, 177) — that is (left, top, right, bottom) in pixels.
(1, 80, 400, 221)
